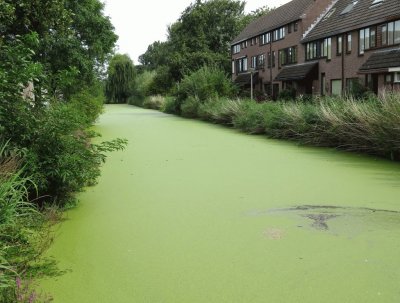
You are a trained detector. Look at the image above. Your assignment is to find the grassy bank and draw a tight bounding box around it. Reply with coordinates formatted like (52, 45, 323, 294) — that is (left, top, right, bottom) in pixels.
(133, 92, 400, 161)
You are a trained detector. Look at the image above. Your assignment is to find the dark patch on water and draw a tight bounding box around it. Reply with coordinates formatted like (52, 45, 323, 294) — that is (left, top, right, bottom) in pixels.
(276, 204, 400, 214)
(248, 204, 400, 233)
(302, 214, 339, 230)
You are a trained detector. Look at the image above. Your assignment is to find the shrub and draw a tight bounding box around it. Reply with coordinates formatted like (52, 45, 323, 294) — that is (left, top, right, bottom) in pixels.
(161, 96, 181, 114)
(69, 83, 105, 126)
(198, 98, 242, 125)
(181, 96, 200, 118)
(148, 66, 175, 95)
(143, 95, 166, 110)
(233, 100, 270, 134)
(174, 66, 236, 107)
(130, 70, 156, 103)
(277, 88, 296, 101)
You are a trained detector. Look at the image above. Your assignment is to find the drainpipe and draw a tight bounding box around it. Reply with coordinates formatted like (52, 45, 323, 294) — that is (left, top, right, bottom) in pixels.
(270, 41, 273, 99)
(341, 33, 345, 95)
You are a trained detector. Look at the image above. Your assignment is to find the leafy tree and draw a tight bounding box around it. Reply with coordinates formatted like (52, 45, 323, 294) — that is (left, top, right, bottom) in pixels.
(0, 0, 118, 100)
(139, 0, 271, 94)
(139, 41, 170, 69)
(105, 54, 136, 104)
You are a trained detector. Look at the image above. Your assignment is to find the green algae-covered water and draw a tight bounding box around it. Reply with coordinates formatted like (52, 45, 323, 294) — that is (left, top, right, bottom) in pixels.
(41, 105, 400, 302)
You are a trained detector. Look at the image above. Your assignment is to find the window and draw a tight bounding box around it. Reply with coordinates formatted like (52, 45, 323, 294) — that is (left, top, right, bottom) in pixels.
(273, 27, 285, 41)
(251, 56, 257, 69)
(232, 61, 235, 74)
(337, 36, 342, 55)
(321, 73, 326, 95)
(257, 54, 265, 69)
(268, 51, 275, 68)
(385, 74, 392, 84)
(260, 32, 271, 45)
(346, 78, 360, 93)
(306, 38, 331, 60)
(288, 24, 292, 34)
(394, 72, 400, 83)
(233, 44, 241, 54)
(346, 33, 352, 52)
(323, 8, 336, 21)
(241, 41, 248, 49)
(341, 1, 358, 14)
(359, 26, 376, 54)
(294, 22, 298, 32)
(370, 0, 383, 6)
(279, 46, 297, 66)
(236, 57, 248, 74)
(382, 20, 400, 46)
(331, 79, 342, 95)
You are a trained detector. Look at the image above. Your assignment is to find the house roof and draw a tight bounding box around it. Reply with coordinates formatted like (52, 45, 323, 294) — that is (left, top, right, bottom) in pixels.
(302, 0, 400, 43)
(359, 48, 400, 73)
(275, 62, 318, 81)
(232, 0, 316, 44)
(234, 72, 259, 86)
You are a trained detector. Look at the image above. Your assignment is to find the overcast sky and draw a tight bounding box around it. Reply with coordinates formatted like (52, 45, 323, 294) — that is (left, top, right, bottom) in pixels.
(103, 0, 291, 64)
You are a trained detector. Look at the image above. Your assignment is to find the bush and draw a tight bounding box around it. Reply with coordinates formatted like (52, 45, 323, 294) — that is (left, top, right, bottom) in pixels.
(130, 70, 156, 102)
(160, 96, 179, 114)
(277, 88, 296, 101)
(174, 66, 236, 108)
(198, 98, 242, 125)
(181, 96, 200, 118)
(233, 100, 270, 134)
(69, 83, 105, 126)
(143, 95, 166, 110)
(148, 66, 175, 95)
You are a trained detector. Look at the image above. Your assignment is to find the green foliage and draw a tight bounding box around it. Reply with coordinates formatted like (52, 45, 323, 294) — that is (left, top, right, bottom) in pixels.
(181, 96, 201, 118)
(0, 0, 117, 99)
(198, 98, 242, 125)
(277, 88, 296, 101)
(232, 100, 270, 134)
(0, 142, 55, 302)
(161, 97, 180, 114)
(139, 0, 259, 92)
(174, 66, 237, 113)
(143, 96, 166, 110)
(69, 82, 105, 126)
(129, 70, 156, 103)
(149, 66, 175, 95)
(105, 54, 136, 104)
(139, 41, 170, 69)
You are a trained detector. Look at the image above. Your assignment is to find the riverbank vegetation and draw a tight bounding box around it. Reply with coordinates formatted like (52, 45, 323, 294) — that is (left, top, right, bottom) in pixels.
(130, 66, 400, 161)
(0, 0, 125, 301)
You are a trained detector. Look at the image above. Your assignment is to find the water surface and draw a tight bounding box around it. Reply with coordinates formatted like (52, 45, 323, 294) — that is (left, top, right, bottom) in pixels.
(42, 104, 400, 302)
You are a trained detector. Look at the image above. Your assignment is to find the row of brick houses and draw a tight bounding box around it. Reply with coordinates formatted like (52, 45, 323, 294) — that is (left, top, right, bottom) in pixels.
(231, 0, 400, 98)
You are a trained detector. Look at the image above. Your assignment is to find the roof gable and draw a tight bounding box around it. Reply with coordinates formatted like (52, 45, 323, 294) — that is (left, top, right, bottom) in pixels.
(302, 0, 400, 42)
(232, 0, 316, 44)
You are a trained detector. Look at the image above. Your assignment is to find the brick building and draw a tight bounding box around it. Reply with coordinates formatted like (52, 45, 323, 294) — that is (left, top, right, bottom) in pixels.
(231, 0, 400, 98)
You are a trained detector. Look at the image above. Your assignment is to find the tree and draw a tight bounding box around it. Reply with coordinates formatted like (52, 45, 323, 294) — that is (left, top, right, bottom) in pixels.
(0, 0, 118, 100)
(105, 54, 136, 104)
(139, 41, 170, 69)
(139, 0, 271, 94)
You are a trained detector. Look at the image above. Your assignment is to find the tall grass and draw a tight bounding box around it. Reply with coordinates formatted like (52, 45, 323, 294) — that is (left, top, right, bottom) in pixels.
(0, 142, 55, 302)
(164, 92, 400, 160)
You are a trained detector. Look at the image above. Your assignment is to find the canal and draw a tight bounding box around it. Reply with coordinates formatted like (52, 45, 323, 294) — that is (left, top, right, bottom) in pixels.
(41, 104, 400, 302)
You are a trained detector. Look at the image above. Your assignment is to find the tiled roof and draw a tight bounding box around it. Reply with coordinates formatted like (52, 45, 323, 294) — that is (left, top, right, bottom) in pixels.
(275, 62, 318, 81)
(359, 48, 400, 72)
(303, 0, 400, 42)
(232, 0, 316, 44)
